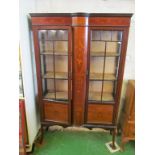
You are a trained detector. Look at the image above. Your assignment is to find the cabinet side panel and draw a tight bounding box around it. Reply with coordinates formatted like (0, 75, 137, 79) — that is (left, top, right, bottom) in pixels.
(32, 29, 44, 121)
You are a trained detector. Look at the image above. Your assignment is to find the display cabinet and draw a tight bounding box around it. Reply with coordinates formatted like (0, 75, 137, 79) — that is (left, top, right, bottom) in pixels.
(30, 13, 132, 147)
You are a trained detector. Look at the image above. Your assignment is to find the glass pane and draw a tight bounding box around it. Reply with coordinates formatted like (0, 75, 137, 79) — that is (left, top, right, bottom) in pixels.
(101, 31, 112, 41)
(88, 81, 102, 101)
(106, 42, 121, 56)
(38, 30, 55, 53)
(38, 30, 68, 40)
(39, 30, 68, 54)
(91, 31, 101, 40)
(112, 31, 123, 41)
(54, 41, 68, 54)
(39, 41, 53, 53)
(105, 56, 120, 81)
(104, 57, 117, 80)
(55, 56, 68, 79)
(43, 79, 55, 100)
(91, 41, 105, 52)
(102, 81, 115, 102)
(88, 30, 123, 102)
(56, 80, 68, 100)
(90, 57, 104, 80)
(40, 55, 54, 78)
(38, 30, 48, 40)
(38, 29, 69, 101)
(55, 30, 68, 40)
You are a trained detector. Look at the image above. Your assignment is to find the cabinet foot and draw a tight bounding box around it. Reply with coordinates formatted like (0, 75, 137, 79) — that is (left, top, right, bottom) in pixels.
(111, 128, 116, 149)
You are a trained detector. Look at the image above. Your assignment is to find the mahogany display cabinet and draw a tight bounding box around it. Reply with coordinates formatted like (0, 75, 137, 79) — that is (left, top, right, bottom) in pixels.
(30, 13, 132, 147)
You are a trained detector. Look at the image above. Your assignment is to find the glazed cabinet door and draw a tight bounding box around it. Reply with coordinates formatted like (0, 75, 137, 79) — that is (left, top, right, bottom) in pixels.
(33, 26, 72, 125)
(85, 27, 125, 125)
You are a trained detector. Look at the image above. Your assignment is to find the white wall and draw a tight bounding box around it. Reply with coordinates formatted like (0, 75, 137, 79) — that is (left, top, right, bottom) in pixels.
(34, 0, 134, 13)
(20, 0, 135, 149)
(19, 0, 40, 149)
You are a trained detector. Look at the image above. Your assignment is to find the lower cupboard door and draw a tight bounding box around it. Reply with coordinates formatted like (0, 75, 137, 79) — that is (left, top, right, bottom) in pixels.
(43, 101, 71, 125)
(86, 104, 114, 124)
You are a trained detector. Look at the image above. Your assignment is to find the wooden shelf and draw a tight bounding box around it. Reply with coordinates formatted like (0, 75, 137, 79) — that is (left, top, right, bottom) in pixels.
(91, 40, 122, 43)
(89, 92, 114, 101)
(104, 74, 116, 80)
(90, 73, 116, 80)
(39, 39, 68, 41)
(40, 51, 69, 56)
(54, 52, 69, 56)
(102, 93, 114, 101)
(44, 91, 68, 100)
(89, 92, 101, 101)
(90, 52, 120, 57)
(43, 72, 68, 79)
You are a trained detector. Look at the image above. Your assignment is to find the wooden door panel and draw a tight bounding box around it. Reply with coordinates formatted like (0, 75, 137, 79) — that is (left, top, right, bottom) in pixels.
(44, 101, 69, 124)
(87, 104, 114, 124)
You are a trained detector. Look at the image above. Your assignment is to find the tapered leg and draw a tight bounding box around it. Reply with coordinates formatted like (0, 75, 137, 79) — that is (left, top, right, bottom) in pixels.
(111, 128, 116, 149)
